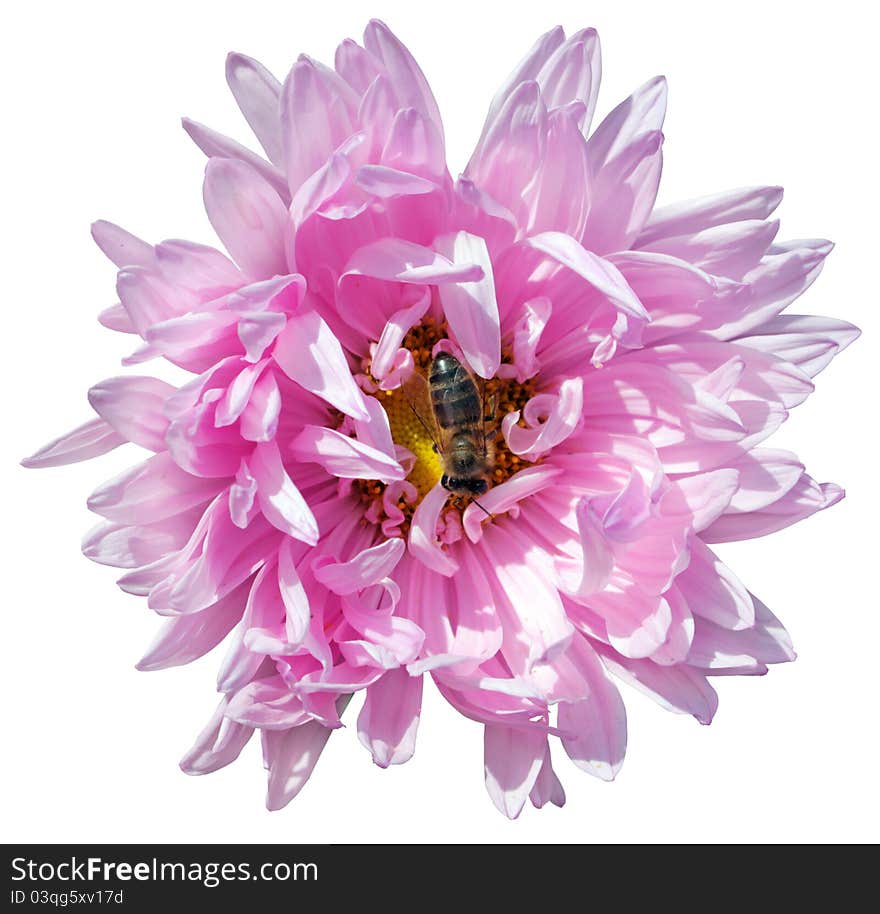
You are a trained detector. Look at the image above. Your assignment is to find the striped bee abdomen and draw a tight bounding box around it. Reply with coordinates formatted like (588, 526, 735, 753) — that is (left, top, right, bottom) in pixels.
(429, 353, 481, 429)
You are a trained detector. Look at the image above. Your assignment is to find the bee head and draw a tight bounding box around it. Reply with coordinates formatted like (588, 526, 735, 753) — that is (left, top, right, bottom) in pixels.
(441, 474, 488, 495)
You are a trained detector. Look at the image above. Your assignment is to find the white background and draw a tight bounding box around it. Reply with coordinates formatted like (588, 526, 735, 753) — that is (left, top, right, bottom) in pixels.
(2, 0, 877, 844)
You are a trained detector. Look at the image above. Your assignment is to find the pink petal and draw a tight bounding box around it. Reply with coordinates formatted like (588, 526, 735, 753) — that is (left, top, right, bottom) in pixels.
(675, 537, 755, 630)
(91, 220, 156, 269)
(276, 538, 311, 649)
(381, 108, 445, 179)
(479, 27, 564, 140)
(503, 297, 552, 383)
(587, 75, 667, 169)
(87, 452, 221, 524)
(526, 108, 590, 237)
(203, 157, 290, 280)
(671, 469, 739, 532)
(82, 512, 200, 569)
(530, 745, 566, 809)
(248, 440, 319, 545)
(180, 696, 254, 775)
(225, 52, 283, 166)
(463, 464, 563, 544)
(466, 80, 546, 224)
(229, 459, 259, 528)
(22, 418, 125, 469)
(484, 724, 547, 819)
(408, 482, 458, 576)
(711, 240, 833, 341)
(637, 219, 779, 280)
(371, 291, 430, 382)
(583, 130, 664, 253)
(355, 164, 437, 197)
(342, 237, 483, 285)
(637, 185, 783, 247)
(536, 29, 601, 127)
(524, 232, 648, 320)
(363, 19, 444, 142)
(557, 637, 627, 781)
(98, 302, 136, 333)
(735, 314, 860, 378)
(273, 309, 369, 421)
(502, 377, 584, 460)
(87, 376, 174, 451)
(214, 360, 267, 429)
(263, 718, 338, 811)
(240, 371, 282, 442)
(226, 677, 309, 730)
(291, 424, 405, 483)
(182, 118, 290, 204)
(480, 524, 573, 670)
(596, 644, 718, 724)
(280, 56, 358, 194)
(435, 231, 501, 379)
(704, 472, 843, 543)
(137, 583, 247, 671)
(556, 497, 614, 598)
(357, 667, 423, 767)
(314, 538, 405, 594)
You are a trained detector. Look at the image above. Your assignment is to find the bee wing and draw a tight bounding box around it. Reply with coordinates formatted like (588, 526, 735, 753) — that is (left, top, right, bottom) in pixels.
(480, 378, 498, 451)
(401, 370, 445, 455)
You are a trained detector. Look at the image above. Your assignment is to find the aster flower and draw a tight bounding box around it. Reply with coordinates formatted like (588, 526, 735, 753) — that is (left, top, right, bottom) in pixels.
(23, 20, 858, 818)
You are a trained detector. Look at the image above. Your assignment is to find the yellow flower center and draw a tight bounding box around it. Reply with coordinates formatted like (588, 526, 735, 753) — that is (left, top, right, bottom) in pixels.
(380, 385, 445, 495)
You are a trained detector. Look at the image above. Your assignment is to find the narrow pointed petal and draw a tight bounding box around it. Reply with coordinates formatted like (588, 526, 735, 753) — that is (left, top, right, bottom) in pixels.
(225, 52, 284, 166)
(22, 418, 125, 468)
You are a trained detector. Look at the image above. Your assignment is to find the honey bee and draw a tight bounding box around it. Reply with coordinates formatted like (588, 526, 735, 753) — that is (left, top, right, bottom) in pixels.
(404, 352, 495, 501)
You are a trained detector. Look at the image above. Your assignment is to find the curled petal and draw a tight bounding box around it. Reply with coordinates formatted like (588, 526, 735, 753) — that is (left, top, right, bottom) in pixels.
(463, 464, 563, 544)
(408, 482, 458, 576)
(371, 291, 431, 382)
(314, 538, 405, 595)
(503, 377, 583, 460)
(557, 497, 614, 599)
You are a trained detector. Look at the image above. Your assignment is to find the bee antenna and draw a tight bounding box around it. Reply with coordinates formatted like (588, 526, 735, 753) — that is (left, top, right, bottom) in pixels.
(472, 497, 494, 520)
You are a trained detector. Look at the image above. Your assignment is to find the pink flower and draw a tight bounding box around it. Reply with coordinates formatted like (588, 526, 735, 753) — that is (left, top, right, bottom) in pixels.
(23, 20, 857, 818)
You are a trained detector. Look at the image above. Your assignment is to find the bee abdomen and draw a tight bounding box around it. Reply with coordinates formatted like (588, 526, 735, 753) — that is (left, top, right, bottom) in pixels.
(429, 354, 481, 429)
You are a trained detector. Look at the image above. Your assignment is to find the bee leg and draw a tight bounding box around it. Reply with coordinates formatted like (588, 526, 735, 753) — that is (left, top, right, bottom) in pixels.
(485, 428, 499, 441)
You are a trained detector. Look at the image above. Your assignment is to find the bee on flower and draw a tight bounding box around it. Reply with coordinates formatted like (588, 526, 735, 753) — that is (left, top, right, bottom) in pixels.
(23, 20, 857, 817)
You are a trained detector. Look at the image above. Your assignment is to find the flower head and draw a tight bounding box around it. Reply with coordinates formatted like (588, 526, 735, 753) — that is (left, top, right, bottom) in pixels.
(24, 21, 858, 817)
